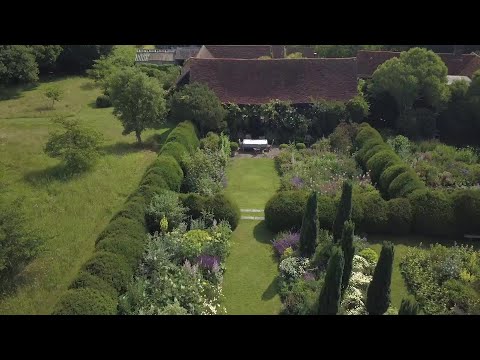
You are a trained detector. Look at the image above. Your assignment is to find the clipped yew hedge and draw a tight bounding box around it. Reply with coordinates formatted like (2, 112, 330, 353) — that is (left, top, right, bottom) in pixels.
(53, 121, 201, 315)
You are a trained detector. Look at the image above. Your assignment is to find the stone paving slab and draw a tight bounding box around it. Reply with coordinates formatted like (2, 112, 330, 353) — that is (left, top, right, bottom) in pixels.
(241, 216, 265, 220)
(240, 209, 263, 213)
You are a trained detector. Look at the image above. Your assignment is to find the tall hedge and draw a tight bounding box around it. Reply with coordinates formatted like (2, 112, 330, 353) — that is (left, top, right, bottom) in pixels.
(52, 288, 118, 315)
(299, 192, 319, 258)
(265, 191, 309, 233)
(333, 181, 353, 242)
(451, 189, 480, 235)
(159, 141, 189, 163)
(141, 155, 184, 192)
(366, 241, 394, 315)
(386, 198, 412, 235)
(366, 150, 400, 184)
(379, 164, 411, 195)
(388, 171, 425, 199)
(163, 120, 200, 153)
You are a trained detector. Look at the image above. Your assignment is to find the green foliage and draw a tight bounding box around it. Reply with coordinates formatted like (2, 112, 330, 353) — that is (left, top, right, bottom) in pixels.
(0, 199, 43, 285)
(279, 278, 321, 315)
(108, 67, 167, 143)
(205, 193, 241, 231)
(96, 235, 146, 269)
(387, 135, 412, 159)
(451, 189, 480, 235)
(299, 192, 319, 257)
(200, 132, 221, 151)
(82, 251, 133, 293)
(96, 94, 111, 108)
(52, 288, 118, 315)
(279, 144, 289, 150)
(379, 164, 411, 194)
(358, 248, 379, 265)
(398, 297, 420, 315)
(230, 141, 239, 152)
(366, 150, 400, 184)
(328, 122, 359, 154)
(169, 83, 227, 135)
(159, 141, 188, 163)
(29, 45, 63, 73)
(44, 116, 103, 174)
(69, 271, 118, 300)
(142, 155, 184, 192)
(309, 99, 347, 138)
(314, 45, 384, 58)
(318, 246, 344, 314)
(333, 181, 353, 242)
(358, 192, 388, 233)
(317, 195, 336, 231)
(341, 220, 355, 293)
(181, 230, 213, 259)
(137, 64, 181, 90)
(296, 143, 306, 150)
(346, 95, 370, 123)
(163, 121, 200, 154)
(354, 123, 384, 148)
(386, 198, 412, 235)
(44, 85, 63, 108)
(286, 52, 303, 59)
(0, 45, 39, 84)
(388, 170, 426, 198)
(265, 191, 309, 233)
(96, 216, 146, 245)
(367, 241, 394, 315)
(408, 189, 455, 236)
(87, 45, 135, 88)
(56, 45, 114, 75)
(145, 189, 187, 233)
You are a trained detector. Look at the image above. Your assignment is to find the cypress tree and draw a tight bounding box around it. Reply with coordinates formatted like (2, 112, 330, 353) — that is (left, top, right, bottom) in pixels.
(398, 298, 420, 315)
(341, 220, 355, 295)
(318, 246, 344, 315)
(366, 241, 394, 315)
(299, 191, 319, 257)
(333, 181, 353, 242)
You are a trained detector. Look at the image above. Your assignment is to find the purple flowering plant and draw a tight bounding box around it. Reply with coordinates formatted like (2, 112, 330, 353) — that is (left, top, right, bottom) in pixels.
(272, 231, 300, 256)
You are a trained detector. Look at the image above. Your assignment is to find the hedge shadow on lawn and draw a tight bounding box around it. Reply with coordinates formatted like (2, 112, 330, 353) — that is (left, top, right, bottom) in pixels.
(262, 276, 280, 301)
(24, 163, 80, 186)
(101, 141, 152, 156)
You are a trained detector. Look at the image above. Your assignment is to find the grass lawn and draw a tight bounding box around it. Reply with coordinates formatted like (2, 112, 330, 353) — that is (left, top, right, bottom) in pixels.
(223, 157, 282, 314)
(368, 233, 475, 309)
(0, 76, 169, 314)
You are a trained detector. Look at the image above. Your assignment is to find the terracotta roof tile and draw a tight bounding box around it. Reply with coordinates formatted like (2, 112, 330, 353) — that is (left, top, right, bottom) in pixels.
(198, 45, 272, 59)
(187, 57, 358, 104)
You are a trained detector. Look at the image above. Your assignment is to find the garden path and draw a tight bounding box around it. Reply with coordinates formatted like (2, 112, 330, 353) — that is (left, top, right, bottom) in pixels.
(222, 158, 282, 314)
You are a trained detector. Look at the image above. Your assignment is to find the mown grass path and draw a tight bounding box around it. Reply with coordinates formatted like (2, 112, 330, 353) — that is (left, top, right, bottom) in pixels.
(223, 158, 282, 314)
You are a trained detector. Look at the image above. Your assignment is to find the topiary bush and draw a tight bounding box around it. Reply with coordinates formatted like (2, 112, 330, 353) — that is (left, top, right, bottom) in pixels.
(386, 198, 412, 235)
(356, 138, 386, 164)
(159, 141, 188, 164)
(296, 143, 306, 150)
(82, 251, 133, 293)
(179, 193, 207, 220)
(361, 143, 392, 165)
(205, 193, 241, 230)
(451, 189, 480, 235)
(265, 191, 309, 233)
(69, 271, 118, 300)
(96, 216, 146, 245)
(96, 235, 146, 268)
(141, 155, 183, 192)
(358, 192, 388, 233)
(279, 144, 289, 150)
(163, 120, 200, 153)
(52, 288, 118, 315)
(355, 123, 383, 148)
(388, 171, 425, 199)
(366, 150, 400, 184)
(317, 195, 336, 230)
(112, 196, 146, 226)
(379, 164, 411, 195)
(96, 94, 112, 108)
(408, 189, 456, 237)
(230, 141, 239, 152)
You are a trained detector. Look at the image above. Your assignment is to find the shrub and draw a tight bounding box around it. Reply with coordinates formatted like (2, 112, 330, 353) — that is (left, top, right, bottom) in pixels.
(69, 271, 118, 300)
(205, 193, 241, 230)
(358, 192, 388, 233)
(317, 195, 336, 229)
(96, 216, 146, 245)
(279, 257, 310, 281)
(159, 141, 188, 164)
(0, 199, 43, 284)
(145, 189, 187, 233)
(296, 143, 306, 150)
(388, 171, 425, 198)
(200, 132, 221, 151)
(355, 123, 383, 148)
(96, 235, 146, 268)
(82, 251, 133, 293)
(96, 94, 112, 108)
(112, 196, 146, 226)
(181, 229, 212, 259)
(318, 246, 344, 315)
(272, 232, 300, 257)
(356, 137, 385, 163)
(386, 198, 412, 235)
(279, 144, 289, 150)
(346, 96, 370, 123)
(366, 150, 400, 184)
(44, 116, 103, 174)
(387, 135, 412, 159)
(163, 121, 200, 154)
(358, 248, 379, 265)
(141, 155, 183, 192)
(451, 189, 480, 235)
(379, 164, 411, 195)
(52, 288, 118, 315)
(361, 143, 392, 165)
(230, 141, 239, 152)
(265, 191, 309, 233)
(180, 193, 207, 220)
(408, 189, 456, 236)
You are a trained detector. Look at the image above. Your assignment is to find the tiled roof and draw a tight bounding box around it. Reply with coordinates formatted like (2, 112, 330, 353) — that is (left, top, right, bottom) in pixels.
(187, 57, 358, 104)
(197, 45, 273, 59)
(175, 47, 201, 60)
(135, 50, 175, 63)
(357, 50, 480, 78)
(286, 46, 316, 58)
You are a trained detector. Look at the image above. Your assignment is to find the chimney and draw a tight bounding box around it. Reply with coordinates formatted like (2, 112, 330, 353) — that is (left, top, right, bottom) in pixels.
(453, 45, 465, 56)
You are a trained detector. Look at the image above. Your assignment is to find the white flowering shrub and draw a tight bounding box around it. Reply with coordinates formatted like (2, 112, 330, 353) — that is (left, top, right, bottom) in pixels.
(341, 286, 367, 315)
(279, 257, 310, 281)
(349, 271, 372, 291)
(352, 255, 370, 274)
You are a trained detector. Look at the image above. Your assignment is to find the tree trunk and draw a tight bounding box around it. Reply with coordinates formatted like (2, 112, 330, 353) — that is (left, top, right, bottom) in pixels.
(135, 129, 142, 144)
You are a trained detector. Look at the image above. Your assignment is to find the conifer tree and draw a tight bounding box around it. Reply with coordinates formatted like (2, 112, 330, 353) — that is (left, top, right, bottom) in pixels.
(366, 241, 394, 315)
(318, 247, 344, 315)
(341, 220, 355, 294)
(333, 181, 352, 242)
(299, 191, 319, 257)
